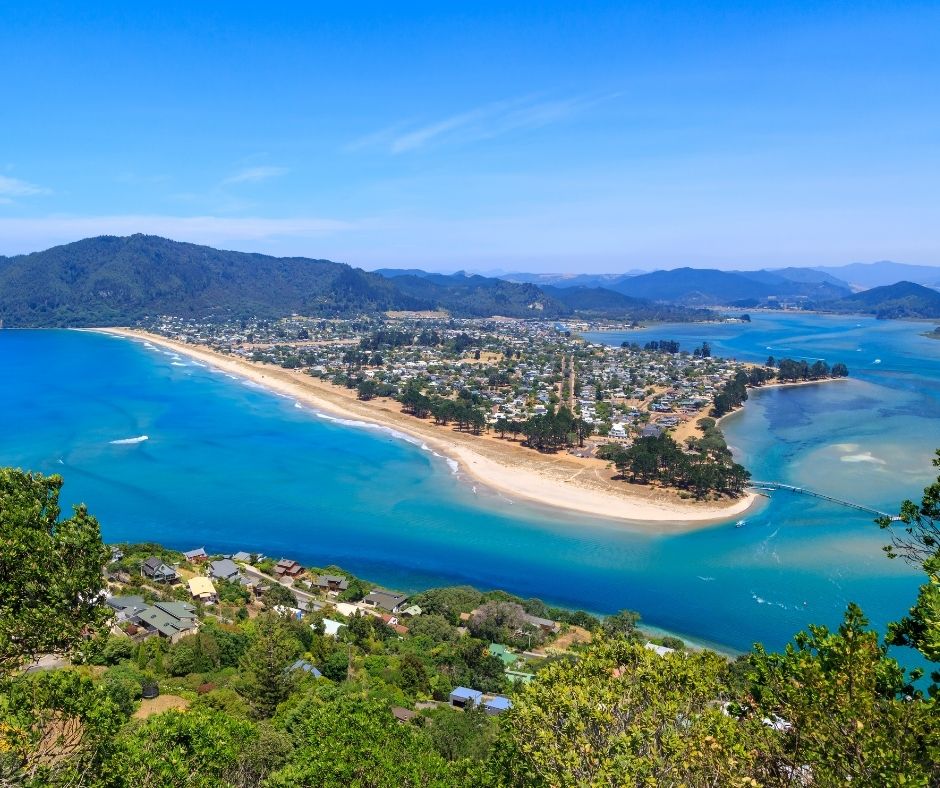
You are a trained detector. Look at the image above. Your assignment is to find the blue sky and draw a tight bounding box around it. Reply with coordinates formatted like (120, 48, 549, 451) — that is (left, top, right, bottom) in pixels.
(1, 1, 937, 271)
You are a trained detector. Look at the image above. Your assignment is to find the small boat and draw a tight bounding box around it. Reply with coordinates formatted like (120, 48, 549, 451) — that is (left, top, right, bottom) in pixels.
(735, 519, 747, 528)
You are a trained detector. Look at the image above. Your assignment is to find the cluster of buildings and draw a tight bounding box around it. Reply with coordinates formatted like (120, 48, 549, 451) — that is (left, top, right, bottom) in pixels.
(143, 313, 749, 449)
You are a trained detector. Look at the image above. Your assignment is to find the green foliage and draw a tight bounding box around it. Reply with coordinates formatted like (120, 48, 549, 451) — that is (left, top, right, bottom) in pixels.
(100, 664, 146, 716)
(878, 449, 940, 690)
(422, 704, 497, 763)
(321, 649, 350, 682)
(492, 639, 773, 786)
(268, 696, 457, 787)
(76, 634, 135, 666)
(338, 576, 370, 602)
(408, 614, 460, 643)
(0, 670, 125, 785)
(0, 469, 111, 674)
(601, 609, 641, 639)
(104, 707, 256, 787)
(410, 586, 485, 624)
(606, 432, 750, 498)
(748, 604, 939, 785)
(774, 357, 847, 383)
(468, 601, 530, 646)
(166, 632, 221, 676)
(237, 614, 302, 718)
(263, 582, 296, 609)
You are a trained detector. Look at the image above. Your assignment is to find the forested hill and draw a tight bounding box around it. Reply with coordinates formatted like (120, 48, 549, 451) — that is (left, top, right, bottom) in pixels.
(0, 235, 711, 326)
(0, 235, 430, 326)
(822, 281, 940, 319)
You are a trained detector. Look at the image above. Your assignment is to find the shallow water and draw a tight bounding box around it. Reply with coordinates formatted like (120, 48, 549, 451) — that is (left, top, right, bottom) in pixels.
(1, 314, 937, 654)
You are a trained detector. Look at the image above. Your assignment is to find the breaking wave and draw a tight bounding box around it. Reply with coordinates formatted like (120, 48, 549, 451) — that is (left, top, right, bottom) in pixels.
(110, 435, 149, 445)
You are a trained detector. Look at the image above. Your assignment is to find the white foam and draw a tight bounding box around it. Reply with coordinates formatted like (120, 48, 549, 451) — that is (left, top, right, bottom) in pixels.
(751, 591, 790, 610)
(697, 575, 714, 582)
(294, 402, 303, 409)
(110, 435, 149, 445)
(171, 361, 186, 367)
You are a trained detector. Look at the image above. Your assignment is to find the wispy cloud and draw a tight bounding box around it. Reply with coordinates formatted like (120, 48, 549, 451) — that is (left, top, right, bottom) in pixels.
(350, 93, 619, 154)
(0, 174, 51, 197)
(222, 166, 289, 185)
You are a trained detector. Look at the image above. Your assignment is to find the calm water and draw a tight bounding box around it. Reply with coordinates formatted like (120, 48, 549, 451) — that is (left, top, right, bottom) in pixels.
(1, 314, 937, 654)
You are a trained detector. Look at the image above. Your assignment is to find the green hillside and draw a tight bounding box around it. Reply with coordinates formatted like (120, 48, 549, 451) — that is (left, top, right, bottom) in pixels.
(0, 236, 713, 326)
(823, 281, 940, 318)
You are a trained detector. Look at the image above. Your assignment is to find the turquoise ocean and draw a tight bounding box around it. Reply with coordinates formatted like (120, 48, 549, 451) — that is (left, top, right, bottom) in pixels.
(1, 312, 938, 654)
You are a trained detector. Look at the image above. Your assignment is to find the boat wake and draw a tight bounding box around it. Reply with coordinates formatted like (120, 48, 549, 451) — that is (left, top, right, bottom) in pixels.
(750, 591, 796, 610)
(110, 435, 149, 445)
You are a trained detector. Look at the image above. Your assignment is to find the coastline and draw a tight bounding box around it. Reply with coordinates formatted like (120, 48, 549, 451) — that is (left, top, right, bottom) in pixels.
(89, 327, 759, 532)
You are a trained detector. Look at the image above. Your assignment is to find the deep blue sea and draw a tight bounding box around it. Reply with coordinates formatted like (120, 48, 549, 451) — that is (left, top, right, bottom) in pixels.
(2, 313, 938, 655)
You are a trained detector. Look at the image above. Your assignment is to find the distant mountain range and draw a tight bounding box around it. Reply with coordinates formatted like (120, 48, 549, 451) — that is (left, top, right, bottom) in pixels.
(0, 235, 707, 326)
(493, 260, 940, 292)
(1, 236, 937, 326)
(487, 267, 853, 306)
(810, 261, 940, 290)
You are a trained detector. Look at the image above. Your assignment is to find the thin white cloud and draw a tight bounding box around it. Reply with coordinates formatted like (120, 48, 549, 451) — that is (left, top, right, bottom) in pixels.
(0, 174, 51, 197)
(352, 93, 619, 154)
(0, 214, 358, 255)
(222, 166, 289, 185)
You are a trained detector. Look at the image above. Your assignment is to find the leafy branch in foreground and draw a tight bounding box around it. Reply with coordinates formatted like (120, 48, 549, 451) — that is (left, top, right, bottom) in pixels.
(878, 449, 940, 677)
(0, 469, 111, 676)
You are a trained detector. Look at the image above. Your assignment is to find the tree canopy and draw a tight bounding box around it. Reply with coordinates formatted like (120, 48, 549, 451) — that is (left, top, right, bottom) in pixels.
(0, 469, 111, 674)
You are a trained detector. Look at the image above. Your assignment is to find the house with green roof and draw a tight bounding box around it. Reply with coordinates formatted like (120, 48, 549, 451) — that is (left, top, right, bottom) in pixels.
(132, 601, 198, 642)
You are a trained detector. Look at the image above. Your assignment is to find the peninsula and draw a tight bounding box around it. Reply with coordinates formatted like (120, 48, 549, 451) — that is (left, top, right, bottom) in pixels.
(94, 319, 769, 529)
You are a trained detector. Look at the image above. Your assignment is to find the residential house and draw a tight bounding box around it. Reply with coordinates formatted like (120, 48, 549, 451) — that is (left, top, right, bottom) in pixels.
(449, 687, 483, 709)
(644, 641, 676, 657)
(361, 590, 408, 613)
(188, 576, 217, 603)
(321, 619, 345, 639)
(232, 551, 252, 562)
(313, 574, 349, 594)
(208, 558, 242, 583)
(288, 659, 322, 678)
(182, 547, 208, 564)
(106, 595, 148, 622)
(140, 557, 178, 584)
(523, 614, 560, 635)
(132, 601, 198, 642)
(274, 559, 304, 579)
(484, 696, 513, 716)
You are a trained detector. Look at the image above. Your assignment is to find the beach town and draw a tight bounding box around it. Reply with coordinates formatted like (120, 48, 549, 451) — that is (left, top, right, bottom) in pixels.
(99, 313, 775, 527)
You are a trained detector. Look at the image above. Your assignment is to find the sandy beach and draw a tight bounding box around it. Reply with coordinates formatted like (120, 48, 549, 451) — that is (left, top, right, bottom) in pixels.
(91, 328, 759, 532)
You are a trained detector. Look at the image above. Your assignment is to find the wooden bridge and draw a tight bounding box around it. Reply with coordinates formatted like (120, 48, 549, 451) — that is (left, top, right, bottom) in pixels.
(748, 481, 901, 521)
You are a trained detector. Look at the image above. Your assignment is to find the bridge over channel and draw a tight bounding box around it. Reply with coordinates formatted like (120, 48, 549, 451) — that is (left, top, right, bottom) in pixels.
(748, 481, 901, 521)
